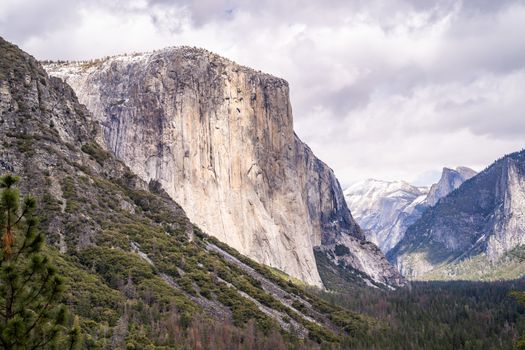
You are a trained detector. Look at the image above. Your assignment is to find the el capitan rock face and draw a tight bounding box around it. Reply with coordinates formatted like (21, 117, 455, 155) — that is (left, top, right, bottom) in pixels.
(44, 48, 403, 287)
(1, 37, 382, 341)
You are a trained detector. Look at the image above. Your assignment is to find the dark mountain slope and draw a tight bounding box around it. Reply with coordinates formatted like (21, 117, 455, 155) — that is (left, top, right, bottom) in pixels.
(388, 150, 525, 280)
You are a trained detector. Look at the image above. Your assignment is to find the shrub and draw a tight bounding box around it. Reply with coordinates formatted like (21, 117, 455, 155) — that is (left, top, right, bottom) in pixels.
(334, 244, 350, 256)
(81, 142, 110, 165)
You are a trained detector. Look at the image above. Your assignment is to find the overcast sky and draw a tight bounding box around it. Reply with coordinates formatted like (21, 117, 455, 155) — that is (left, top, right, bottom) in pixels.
(2, 0, 525, 187)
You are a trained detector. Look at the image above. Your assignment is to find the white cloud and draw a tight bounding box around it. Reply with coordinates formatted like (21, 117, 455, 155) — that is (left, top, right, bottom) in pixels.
(1, 0, 524, 187)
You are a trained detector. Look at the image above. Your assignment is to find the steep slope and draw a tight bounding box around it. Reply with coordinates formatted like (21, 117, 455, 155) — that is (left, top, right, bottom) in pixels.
(388, 152, 525, 279)
(0, 36, 384, 348)
(43, 49, 403, 288)
(344, 167, 476, 254)
(344, 180, 428, 253)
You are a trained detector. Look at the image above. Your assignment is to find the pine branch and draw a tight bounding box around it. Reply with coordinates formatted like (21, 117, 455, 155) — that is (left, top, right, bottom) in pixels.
(0, 335, 9, 350)
(13, 220, 36, 262)
(13, 206, 28, 226)
(14, 270, 52, 315)
(0, 175, 70, 348)
(23, 295, 55, 339)
(12, 267, 37, 301)
(5, 272, 15, 321)
(29, 327, 59, 350)
(2, 208, 14, 260)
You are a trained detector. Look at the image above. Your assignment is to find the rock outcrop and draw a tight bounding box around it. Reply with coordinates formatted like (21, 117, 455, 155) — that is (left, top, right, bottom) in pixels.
(44, 48, 403, 287)
(424, 167, 477, 207)
(388, 152, 525, 279)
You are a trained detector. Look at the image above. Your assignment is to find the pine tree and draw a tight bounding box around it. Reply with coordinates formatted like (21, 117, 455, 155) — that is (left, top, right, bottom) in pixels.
(511, 291, 525, 350)
(0, 174, 80, 350)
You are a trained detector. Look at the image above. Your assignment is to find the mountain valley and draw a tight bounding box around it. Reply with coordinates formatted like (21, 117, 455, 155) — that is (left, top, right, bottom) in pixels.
(43, 48, 403, 289)
(1, 33, 525, 349)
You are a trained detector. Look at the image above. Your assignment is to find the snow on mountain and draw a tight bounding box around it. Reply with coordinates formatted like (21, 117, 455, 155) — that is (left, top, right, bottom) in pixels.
(344, 180, 429, 253)
(344, 167, 477, 254)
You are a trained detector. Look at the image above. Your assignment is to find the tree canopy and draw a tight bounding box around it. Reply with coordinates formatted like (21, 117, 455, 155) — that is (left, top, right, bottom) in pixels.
(0, 174, 80, 350)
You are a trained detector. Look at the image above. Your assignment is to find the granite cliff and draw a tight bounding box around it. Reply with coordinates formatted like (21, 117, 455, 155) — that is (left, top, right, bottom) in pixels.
(44, 48, 403, 288)
(0, 36, 388, 347)
(424, 167, 477, 207)
(388, 152, 525, 280)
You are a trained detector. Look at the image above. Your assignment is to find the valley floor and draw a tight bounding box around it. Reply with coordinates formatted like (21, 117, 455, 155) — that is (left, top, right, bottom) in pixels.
(313, 279, 525, 349)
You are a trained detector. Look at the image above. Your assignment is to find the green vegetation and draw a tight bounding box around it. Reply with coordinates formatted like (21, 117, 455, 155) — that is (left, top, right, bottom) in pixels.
(6, 125, 524, 349)
(513, 291, 525, 349)
(313, 280, 525, 350)
(37, 163, 359, 348)
(0, 175, 80, 349)
(315, 244, 525, 349)
(80, 143, 110, 165)
(422, 252, 525, 281)
(511, 251, 525, 349)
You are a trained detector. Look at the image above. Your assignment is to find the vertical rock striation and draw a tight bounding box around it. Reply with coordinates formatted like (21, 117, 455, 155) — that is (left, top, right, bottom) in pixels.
(45, 48, 403, 287)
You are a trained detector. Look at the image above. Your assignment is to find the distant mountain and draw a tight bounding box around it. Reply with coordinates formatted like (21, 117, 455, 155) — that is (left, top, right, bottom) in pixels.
(344, 180, 428, 253)
(344, 167, 476, 254)
(388, 151, 525, 280)
(424, 167, 478, 207)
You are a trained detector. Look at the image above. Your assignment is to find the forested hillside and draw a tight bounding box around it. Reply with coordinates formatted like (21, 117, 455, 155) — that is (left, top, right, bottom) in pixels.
(315, 280, 525, 350)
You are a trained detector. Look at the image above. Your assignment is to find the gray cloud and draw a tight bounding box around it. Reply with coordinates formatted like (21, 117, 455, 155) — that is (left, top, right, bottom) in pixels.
(147, 0, 238, 25)
(1, 0, 524, 187)
(325, 84, 373, 114)
(0, 0, 81, 42)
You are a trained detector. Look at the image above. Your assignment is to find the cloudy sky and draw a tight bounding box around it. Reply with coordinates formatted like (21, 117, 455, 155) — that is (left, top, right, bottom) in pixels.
(1, 0, 525, 187)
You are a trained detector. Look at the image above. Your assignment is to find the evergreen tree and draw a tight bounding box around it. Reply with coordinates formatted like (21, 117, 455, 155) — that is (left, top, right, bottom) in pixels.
(511, 251, 525, 350)
(511, 291, 525, 349)
(0, 174, 80, 350)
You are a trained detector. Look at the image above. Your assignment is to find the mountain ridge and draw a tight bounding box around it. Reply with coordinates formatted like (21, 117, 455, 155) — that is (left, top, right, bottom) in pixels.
(344, 179, 428, 253)
(388, 150, 525, 279)
(344, 166, 476, 255)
